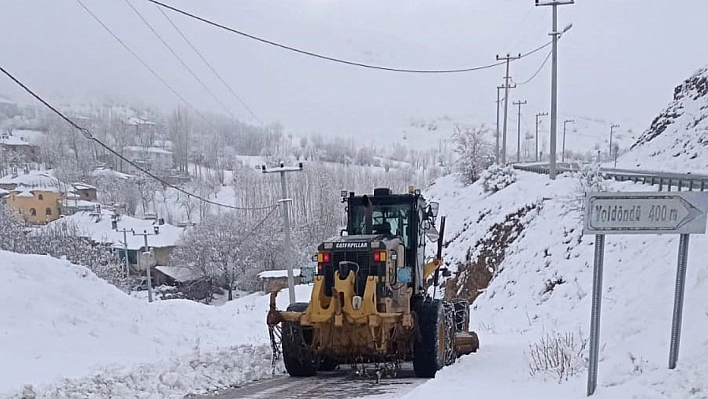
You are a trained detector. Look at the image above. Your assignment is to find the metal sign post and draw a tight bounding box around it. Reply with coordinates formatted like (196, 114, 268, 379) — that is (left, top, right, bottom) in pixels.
(669, 233, 690, 370)
(586, 233, 604, 396)
(583, 192, 708, 396)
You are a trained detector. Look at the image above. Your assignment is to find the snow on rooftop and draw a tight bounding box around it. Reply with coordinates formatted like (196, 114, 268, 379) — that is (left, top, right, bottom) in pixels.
(152, 139, 173, 149)
(126, 116, 157, 126)
(62, 199, 98, 209)
(90, 167, 134, 180)
(257, 268, 302, 279)
(123, 145, 172, 155)
(0, 135, 34, 146)
(72, 182, 96, 190)
(11, 129, 45, 145)
(0, 170, 60, 190)
(155, 265, 203, 282)
(236, 155, 267, 168)
(45, 209, 186, 249)
(15, 190, 35, 198)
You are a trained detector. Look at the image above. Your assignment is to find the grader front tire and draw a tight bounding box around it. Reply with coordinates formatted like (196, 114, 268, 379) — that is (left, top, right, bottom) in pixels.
(281, 302, 317, 377)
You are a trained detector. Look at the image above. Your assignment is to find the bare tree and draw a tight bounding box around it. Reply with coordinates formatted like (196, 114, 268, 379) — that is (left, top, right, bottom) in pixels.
(134, 174, 161, 215)
(452, 124, 494, 185)
(172, 212, 274, 300)
(168, 106, 191, 173)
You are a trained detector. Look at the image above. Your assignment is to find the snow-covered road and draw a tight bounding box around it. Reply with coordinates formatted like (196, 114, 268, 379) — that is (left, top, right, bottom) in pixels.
(192, 366, 425, 399)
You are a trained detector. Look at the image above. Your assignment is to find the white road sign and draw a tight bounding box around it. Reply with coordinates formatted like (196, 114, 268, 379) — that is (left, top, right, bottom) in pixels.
(584, 192, 708, 235)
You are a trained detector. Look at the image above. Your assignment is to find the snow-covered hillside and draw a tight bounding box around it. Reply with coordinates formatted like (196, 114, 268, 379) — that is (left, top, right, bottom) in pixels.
(618, 66, 708, 173)
(413, 171, 708, 398)
(0, 251, 310, 398)
(402, 113, 637, 161)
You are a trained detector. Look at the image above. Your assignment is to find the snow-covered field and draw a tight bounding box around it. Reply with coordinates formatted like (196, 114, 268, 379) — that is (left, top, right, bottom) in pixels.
(0, 252, 311, 398)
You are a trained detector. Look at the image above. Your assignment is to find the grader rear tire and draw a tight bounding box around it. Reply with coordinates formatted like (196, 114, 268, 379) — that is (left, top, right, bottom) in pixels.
(282, 302, 317, 377)
(413, 299, 445, 378)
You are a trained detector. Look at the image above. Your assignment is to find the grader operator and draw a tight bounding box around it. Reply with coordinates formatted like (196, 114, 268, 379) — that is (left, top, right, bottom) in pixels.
(267, 187, 479, 378)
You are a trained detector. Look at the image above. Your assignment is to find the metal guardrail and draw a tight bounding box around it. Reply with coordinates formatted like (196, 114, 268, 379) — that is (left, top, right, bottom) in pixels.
(512, 163, 708, 192)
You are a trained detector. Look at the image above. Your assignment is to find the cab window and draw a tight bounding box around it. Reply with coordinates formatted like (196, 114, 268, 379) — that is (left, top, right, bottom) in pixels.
(350, 204, 411, 249)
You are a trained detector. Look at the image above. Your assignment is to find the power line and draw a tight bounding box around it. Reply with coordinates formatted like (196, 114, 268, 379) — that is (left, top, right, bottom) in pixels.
(515, 49, 552, 86)
(76, 0, 264, 173)
(74, 0, 228, 132)
(232, 205, 280, 248)
(156, 5, 263, 126)
(0, 65, 278, 212)
(122, 0, 236, 118)
(74, 0, 198, 118)
(146, 0, 553, 74)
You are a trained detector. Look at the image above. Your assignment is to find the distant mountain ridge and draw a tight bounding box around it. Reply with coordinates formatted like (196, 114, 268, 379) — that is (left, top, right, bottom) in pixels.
(619, 66, 708, 173)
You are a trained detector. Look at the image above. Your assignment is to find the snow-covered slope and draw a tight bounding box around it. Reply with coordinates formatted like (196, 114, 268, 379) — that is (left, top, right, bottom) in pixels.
(413, 171, 708, 398)
(0, 251, 310, 398)
(617, 66, 708, 173)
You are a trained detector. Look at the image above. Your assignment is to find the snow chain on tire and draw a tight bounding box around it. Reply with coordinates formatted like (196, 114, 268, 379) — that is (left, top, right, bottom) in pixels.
(268, 324, 282, 375)
(452, 299, 470, 332)
(442, 301, 457, 366)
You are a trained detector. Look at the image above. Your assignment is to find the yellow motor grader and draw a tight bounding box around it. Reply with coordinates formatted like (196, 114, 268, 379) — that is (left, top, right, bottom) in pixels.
(267, 187, 478, 378)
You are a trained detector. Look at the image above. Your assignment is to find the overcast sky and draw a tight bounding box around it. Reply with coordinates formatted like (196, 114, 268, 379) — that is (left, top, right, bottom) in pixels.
(1, 0, 706, 147)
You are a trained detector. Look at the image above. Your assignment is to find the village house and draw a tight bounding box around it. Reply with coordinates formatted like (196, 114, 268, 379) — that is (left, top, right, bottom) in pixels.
(45, 209, 187, 283)
(0, 169, 102, 223)
(59, 182, 100, 215)
(122, 146, 173, 173)
(72, 182, 98, 202)
(0, 134, 40, 162)
(0, 170, 62, 224)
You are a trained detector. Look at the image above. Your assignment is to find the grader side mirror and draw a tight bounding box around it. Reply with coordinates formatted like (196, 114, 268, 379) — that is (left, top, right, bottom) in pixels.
(428, 202, 440, 218)
(423, 220, 439, 242)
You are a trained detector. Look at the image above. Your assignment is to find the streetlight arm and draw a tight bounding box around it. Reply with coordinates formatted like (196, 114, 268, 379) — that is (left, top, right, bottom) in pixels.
(536, 0, 574, 5)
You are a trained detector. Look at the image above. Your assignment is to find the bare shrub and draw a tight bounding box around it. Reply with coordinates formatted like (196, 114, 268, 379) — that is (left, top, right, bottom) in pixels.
(568, 163, 608, 215)
(480, 164, 517, 193)
(528, 331, 588, 383)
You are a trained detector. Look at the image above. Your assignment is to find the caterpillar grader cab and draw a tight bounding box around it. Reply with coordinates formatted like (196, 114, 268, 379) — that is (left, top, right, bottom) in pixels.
(266, 187, 479, 378)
